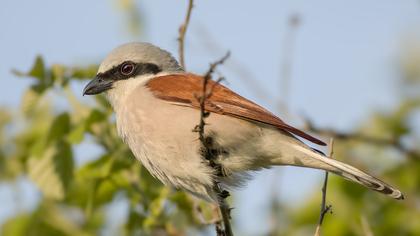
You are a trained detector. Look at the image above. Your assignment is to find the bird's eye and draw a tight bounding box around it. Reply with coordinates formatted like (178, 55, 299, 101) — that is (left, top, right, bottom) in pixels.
(120, 62, 135, 76)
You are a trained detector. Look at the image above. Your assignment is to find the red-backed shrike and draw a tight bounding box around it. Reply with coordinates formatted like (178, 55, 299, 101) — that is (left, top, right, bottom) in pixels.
(83, 42, 403, 201)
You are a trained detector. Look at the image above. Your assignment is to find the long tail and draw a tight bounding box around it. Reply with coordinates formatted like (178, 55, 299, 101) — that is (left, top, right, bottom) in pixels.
(278, 142, 404, 200)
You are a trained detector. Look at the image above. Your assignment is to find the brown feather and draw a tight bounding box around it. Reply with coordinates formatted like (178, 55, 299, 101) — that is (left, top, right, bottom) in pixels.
(146, 73, 326, 146)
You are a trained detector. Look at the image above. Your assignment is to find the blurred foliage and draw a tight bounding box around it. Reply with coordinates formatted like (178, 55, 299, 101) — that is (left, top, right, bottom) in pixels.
(115, 0, 143, 36)
(0, 57, 212, 235)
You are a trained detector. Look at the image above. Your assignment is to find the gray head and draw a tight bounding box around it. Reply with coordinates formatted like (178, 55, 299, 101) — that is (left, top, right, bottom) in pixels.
(83, 42, 183, 95)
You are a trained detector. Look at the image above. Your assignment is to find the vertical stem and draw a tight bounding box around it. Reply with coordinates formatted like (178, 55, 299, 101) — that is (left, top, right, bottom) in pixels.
(195, 52, 232, 235)
(178, 0, 194, 69)
(214, 184, 233, 236)
(314, 138, 334, 236)
(279, 13, 301, 116)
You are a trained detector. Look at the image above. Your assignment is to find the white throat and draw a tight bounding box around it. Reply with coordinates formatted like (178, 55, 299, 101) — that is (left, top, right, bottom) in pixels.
(105, 72, 169, 111)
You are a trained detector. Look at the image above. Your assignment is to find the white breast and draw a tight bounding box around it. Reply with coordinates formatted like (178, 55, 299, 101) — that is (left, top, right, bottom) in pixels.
(106, 75, 217, 200)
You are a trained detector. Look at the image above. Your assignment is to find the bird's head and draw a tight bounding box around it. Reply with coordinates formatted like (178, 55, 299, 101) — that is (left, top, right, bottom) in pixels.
(83, 42, 183, 96)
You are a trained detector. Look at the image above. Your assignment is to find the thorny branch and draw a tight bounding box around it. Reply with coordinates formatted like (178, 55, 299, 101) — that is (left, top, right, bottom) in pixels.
(178, 0, 194, 69)
(304, 119, 420, 159)
(177, 1, 234, 234)
(196, 51, 231, 146)
(314, 138, 334, 236)
(193, 51, 232, 236)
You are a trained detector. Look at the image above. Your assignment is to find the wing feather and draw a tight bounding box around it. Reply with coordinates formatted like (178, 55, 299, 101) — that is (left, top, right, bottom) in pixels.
(146, 73, 326, 146)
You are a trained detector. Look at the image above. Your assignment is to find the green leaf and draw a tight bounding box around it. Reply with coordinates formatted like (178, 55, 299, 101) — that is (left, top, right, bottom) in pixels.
(78, 155, 114, 179)
(95, 178, 119, 203)
(67, 122, 86, 144)
(28, 56, 46, 80)
(20, 88, 42, 115)
(71, 64, 98, 80)
(47, 113, 71, 144)
(125, 209, 147, 234)
(1, 214, 31, 236)
(68, 109, 109, 144)
(86, 109, 107, 125)
(143, 187, 170, 229)
(51, 64, 67, 86)
(28, 142, 74, 200)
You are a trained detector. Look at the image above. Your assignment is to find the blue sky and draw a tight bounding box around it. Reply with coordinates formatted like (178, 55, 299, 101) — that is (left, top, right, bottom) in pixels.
(1, 0, 420, 234)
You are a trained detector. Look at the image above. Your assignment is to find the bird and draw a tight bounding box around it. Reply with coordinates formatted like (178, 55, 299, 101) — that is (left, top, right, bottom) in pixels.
(83, 42, 404, 202)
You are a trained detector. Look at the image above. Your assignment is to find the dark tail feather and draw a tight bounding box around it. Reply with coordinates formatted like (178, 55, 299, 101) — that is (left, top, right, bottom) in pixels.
(292, 144, 404, 200)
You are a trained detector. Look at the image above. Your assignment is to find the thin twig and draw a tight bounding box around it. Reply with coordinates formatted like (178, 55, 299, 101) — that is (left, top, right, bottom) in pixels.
(314, 138, 334, 236)
(194, 51, 233, 236)
(304, 119, 420, 159)
(196, 51, 231, 146)
(361, 215, 375, 236)
(279, 13, 301, 116)
(178, 0, 194, 69)
(213, 184, 233, 236)
(204, 52, 231, 79)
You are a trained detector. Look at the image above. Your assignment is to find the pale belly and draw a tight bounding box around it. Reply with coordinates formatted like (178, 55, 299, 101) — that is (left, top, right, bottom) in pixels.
(114, 97, 268, 200)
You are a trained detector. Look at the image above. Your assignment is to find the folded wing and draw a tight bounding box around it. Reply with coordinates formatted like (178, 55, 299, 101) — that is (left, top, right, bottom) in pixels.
(146, 73, 326, 146)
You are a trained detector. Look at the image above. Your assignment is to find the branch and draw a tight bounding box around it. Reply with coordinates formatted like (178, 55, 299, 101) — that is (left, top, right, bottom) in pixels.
(314, 138, 334, 236)
(304, 119, 420, 159)
(176, 1, 233, 234)
(178, 0, 194, 69)
(194, 51, 233, 236)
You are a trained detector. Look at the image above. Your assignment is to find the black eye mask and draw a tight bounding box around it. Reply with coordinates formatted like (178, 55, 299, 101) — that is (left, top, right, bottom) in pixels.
(83, 62, 162, 95)
(97, 61, 162, 81)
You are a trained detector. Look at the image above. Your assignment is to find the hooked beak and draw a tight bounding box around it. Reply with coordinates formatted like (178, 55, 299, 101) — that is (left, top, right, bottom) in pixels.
(83, 76, 113, 95)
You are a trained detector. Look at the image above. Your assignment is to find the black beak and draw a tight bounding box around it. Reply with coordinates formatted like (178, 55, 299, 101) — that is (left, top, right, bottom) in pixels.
(83, 76, 113, 95)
